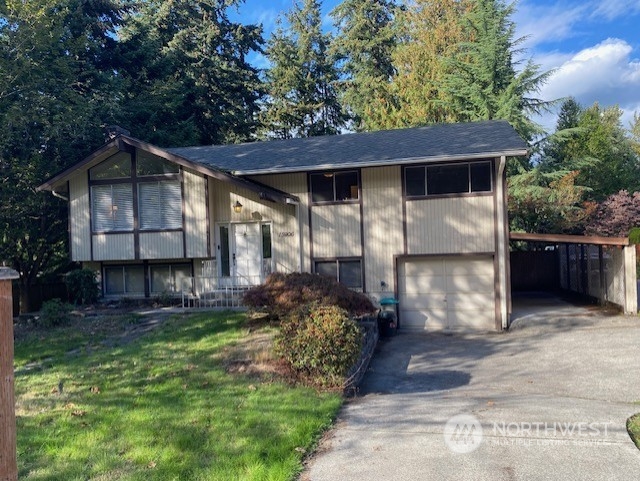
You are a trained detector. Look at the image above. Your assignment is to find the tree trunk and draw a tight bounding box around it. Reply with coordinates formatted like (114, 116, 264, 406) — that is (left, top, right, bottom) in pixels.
(18, 281, 32, 315)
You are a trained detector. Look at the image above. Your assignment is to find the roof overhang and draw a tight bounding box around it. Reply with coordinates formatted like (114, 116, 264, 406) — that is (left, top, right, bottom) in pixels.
(510, 232, 630, 247)
(230, 149, 529, 176)
(37, 136, 299, 205)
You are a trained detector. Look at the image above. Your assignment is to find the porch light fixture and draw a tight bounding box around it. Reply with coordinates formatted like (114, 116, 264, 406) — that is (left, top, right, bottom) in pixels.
(233, 201, 243, 213)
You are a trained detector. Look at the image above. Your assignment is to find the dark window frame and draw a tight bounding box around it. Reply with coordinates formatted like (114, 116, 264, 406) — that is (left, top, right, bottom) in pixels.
(309, 170, 361, 204)
(313, 257, 363, 289)
(404, 160, 494, 199)
(89, 149, 182, 235)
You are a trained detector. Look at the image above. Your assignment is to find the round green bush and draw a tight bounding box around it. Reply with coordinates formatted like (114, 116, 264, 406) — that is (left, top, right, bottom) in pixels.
(65, 268, 99, 305)
(275, 303, 363, 387)
(38, 299, 73, 328)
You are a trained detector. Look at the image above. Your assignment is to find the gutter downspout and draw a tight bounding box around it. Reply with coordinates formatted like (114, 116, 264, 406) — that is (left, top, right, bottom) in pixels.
(498, 156, 509, 329)
(52, 191, 69, 202)
(293, 201, 304, 272)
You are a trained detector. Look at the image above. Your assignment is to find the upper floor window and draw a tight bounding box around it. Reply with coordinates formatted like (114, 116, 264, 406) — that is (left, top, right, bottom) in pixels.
(89, 150, 182, 233)
(89, 152, 131, 180)
(91, 184, 134, 232)
(405, 161, 492, 197)
(310, 171, 359, 203)
(138, 181, 182, 230)
(137, 151, 180, 176)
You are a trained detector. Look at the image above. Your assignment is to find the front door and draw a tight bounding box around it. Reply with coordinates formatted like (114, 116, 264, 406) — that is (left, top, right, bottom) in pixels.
(232, 223, 262, 285)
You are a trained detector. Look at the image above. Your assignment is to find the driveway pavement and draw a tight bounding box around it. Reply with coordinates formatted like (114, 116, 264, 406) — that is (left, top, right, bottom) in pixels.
(304, 297, 640, 480)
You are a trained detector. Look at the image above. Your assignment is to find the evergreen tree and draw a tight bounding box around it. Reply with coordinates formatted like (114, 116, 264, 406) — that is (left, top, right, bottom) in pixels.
(442, 0, 551, 141)
(261, 0, 346, 138)
(118, 0, 264, 146)
(389, 0, 471, 128)
(0, 0, 127, 311)
(331, 0, 397, 131)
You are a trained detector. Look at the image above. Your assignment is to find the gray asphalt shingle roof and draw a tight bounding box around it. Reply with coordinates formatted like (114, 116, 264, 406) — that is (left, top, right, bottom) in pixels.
(167, 120, 528, 175)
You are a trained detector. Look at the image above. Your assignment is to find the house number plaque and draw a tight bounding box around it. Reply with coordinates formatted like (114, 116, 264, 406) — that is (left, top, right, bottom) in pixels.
(278, 232, 294, 238)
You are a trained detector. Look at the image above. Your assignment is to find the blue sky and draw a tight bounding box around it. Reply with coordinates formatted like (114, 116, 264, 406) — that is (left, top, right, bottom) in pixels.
(230, 0, 640, 132)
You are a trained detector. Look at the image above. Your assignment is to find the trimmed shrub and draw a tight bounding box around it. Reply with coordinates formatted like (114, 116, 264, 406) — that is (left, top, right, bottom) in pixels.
(243, 272, 375, 319)
(65, 268, 99, 305)
(275, 303, 363, 387)
(38, 299, 73, 328)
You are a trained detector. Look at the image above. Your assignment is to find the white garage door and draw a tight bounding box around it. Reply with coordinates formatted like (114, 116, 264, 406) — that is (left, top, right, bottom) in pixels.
(398, 255, 496, 331)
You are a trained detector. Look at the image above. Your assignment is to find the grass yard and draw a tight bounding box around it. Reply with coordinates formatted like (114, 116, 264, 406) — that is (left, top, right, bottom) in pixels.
(14, 310, 342, 480)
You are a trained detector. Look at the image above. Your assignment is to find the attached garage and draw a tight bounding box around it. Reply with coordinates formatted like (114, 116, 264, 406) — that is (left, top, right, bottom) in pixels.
(397, 255, 497, 331)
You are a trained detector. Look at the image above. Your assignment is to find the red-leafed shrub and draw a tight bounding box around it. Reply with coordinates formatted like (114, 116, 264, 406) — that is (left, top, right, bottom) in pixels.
(275, 303, 363, 387)
(242, 272, 375, 319)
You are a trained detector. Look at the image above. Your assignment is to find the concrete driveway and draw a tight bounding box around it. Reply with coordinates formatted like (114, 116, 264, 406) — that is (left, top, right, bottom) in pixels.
(304, 298, 640, 480)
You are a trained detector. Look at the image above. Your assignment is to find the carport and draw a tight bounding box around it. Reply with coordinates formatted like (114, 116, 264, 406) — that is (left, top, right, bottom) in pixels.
(510, 232, 638, 315)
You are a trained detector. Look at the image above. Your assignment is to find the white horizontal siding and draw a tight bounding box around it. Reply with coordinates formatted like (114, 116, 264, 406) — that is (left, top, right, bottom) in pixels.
(92, 234, 134, 261)
(69, 175, 91, 261)
(139, 232, 184, 259)
(406, 196, 495, 255)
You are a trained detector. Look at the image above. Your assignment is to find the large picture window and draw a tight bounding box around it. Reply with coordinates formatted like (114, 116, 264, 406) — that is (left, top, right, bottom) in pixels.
(310, 171, 359, 203)
(405, 161, 492, 197)
(314, 258, 363, 289)
(89, 150, 182, 233)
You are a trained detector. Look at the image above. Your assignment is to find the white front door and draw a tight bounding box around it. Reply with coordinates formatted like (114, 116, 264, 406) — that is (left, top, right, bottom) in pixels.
(233, 223, 262, 285)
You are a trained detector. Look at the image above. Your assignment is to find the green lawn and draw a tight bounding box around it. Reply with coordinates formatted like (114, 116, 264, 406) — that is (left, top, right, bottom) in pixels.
(14, 311, 342, 480)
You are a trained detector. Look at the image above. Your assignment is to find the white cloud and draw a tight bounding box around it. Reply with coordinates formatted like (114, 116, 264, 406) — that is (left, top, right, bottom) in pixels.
(592, 0, 640, 21)
(533, 39, 640, 131)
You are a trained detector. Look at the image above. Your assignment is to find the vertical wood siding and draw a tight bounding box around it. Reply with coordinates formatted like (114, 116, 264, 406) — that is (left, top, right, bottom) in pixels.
(69, 175, 91, 261)
(92, 234, 134, 260)
(311, 203, 361, 258)
(183, 169, 208, 258)
(250, 174, 307, 273)
(139, 232, 184, 259)
(361, 166, 404, 299)
(406, 196, 495, 255)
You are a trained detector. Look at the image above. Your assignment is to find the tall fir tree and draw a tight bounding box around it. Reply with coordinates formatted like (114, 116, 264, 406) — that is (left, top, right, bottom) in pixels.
(261, 0, 346, 138)
(441, 0, 551, 141)
(389, 0, 472, 128)
(331, 0, 397, 131)
(0, 0, 127, 311)
(117, 0, 264, 146)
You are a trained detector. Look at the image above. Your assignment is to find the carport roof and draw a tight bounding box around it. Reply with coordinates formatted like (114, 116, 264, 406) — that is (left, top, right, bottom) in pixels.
(510, 232, 630, 246)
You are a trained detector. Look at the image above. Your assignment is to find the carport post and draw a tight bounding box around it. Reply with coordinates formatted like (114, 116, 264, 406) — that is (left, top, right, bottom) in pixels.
(623, 245, 637, 314)
(0, 268, 19, 481)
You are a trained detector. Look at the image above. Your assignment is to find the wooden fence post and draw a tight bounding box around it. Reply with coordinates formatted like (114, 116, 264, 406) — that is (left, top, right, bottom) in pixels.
(1, 267, 19, 481)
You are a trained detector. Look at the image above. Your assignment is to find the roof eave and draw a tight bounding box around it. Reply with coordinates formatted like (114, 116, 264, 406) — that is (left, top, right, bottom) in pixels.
(37, 135, 299, 205)
(231, 148, 529, 176)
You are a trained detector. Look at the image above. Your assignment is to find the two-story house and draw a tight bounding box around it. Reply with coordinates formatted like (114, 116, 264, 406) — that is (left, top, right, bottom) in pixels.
(38, 120, 528, 331)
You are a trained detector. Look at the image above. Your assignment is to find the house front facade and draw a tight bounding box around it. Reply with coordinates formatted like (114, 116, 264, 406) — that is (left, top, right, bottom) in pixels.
(38, 120, 528, 331)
